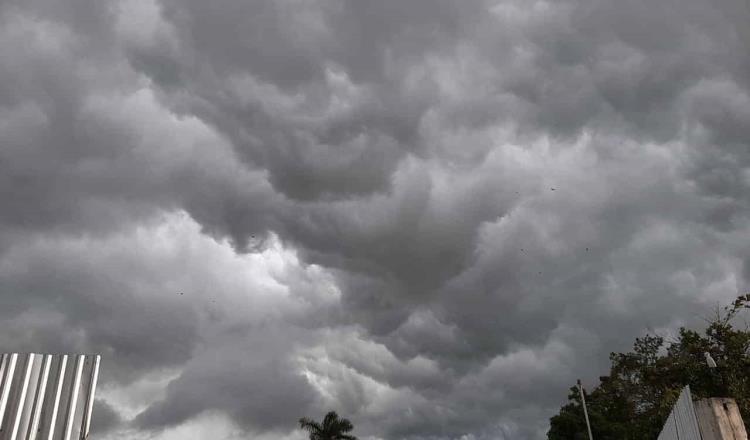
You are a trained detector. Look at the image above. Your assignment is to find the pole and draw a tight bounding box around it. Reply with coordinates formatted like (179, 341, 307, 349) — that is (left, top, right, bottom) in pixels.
(578, 379, 594, 440)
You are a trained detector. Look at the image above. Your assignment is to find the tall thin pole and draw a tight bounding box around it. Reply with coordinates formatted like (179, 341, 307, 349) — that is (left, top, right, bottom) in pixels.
(578, 379, 594, 440)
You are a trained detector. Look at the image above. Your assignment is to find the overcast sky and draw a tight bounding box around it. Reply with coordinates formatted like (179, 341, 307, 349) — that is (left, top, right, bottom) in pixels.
(0, 0, 749, 438)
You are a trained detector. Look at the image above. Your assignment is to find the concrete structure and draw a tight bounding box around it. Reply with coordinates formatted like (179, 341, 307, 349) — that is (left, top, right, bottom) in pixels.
(0, 353, 101, 440)
(658, 386, 748, 440)
(695, 398, 748, 440)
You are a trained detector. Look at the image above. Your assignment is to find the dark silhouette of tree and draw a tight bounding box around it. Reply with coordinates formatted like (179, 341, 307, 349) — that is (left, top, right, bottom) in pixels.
(548, 294, 750, 439)
(299, 411, 358, 440)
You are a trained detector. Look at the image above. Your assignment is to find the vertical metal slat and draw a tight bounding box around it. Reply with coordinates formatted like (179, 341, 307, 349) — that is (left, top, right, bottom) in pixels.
(27, 354, 52, 440)
(0, 353, 19, 433)
(46, 355, 68, 440)
(0, 353, 9, 430)
(0, 354, 8, 395)
(80, 356, 100, 440)
(10, 354, 36, 440)
(62, 355, 84, 440)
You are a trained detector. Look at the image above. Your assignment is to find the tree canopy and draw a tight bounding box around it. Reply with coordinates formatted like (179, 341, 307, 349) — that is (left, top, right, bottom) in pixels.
(548, 295, 750, 439)
(299, 411, 358, 440)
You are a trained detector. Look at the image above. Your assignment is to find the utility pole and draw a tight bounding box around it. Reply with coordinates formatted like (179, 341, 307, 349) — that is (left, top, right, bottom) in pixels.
(578, 379, 594, 440)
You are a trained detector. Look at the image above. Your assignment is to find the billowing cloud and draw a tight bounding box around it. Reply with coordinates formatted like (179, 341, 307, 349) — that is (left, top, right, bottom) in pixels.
(0, 0, 748, 438)
(92, 399, 124, 434)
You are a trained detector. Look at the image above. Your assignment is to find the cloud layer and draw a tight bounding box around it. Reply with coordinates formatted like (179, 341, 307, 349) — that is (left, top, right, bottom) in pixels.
(1, 0, 749, 438)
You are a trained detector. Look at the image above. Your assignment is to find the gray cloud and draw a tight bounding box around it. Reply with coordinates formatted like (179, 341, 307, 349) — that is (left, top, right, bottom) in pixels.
(91, 399, 124, 434)
(0, 0, 749, 438)
(134, 328, 319, 431)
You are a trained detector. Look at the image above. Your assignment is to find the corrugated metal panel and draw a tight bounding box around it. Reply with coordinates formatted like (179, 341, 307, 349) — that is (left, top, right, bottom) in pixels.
(660, 412, 679, 440)
(0, 354, 100, 440)
(658, 385, 703, 440)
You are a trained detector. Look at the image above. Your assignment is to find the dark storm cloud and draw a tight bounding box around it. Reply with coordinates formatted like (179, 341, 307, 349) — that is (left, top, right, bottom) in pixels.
(0, 221, 198, 382)
(129, 0, 489, 202)
(1, 0, 749, 439)
(134, 328, 319, 431)
(91, 399, 124, 434)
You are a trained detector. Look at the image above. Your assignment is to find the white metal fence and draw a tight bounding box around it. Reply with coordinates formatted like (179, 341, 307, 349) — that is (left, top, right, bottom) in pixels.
(0, 353, 101, 440)
(657, 386, 703, 440)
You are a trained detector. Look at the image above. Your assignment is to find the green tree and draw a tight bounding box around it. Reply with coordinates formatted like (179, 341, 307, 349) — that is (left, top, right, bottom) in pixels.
(299, 411, 358, 440)
(548, 295, 750, 439)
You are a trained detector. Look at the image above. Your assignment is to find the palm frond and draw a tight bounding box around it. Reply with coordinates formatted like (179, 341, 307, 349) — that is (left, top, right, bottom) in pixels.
(299, 417, 323, 433)
(300, 411, 357, 440)
(335, 418, 354, 433)
(323, 411, 339, 429)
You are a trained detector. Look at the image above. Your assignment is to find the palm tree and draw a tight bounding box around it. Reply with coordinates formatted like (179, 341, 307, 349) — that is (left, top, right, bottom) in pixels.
(298, 411, 358, 440)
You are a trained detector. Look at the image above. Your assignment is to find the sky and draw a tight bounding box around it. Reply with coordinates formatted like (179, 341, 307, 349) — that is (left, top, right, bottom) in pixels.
(0, 0, 749, 438)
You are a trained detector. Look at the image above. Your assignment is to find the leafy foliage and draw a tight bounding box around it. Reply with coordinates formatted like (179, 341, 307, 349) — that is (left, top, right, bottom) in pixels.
(548, 295, 750, 439)
(299, 411, 358, 440)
